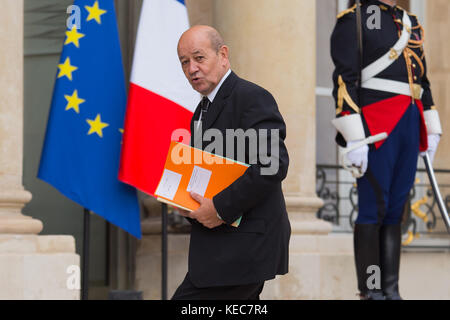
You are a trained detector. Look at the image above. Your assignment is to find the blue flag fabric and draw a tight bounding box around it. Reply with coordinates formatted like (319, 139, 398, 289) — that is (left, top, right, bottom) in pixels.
(38, 0, 141, 239)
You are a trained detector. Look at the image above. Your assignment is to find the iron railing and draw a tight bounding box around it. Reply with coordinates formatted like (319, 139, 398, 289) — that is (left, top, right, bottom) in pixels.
(316, 164, 450, 247)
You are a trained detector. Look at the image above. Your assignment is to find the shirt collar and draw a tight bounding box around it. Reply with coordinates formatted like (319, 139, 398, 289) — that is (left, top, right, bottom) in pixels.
(205, 68, 231, 103)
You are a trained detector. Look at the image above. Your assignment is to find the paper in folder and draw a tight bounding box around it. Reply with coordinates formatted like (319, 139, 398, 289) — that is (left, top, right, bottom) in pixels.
(155, 141, 249, 227)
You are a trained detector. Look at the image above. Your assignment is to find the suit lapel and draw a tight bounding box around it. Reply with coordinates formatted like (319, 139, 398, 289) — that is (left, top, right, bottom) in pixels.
(204, 71, 238, 130)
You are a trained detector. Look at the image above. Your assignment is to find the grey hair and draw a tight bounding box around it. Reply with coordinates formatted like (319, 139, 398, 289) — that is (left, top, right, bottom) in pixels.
(207, 29, 225, 53)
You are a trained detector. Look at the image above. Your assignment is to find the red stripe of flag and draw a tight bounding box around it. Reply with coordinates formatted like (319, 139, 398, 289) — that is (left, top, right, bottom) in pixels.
(119, 83, 193, 196)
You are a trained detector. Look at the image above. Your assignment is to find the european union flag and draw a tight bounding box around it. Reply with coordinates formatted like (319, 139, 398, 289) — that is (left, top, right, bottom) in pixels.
(38, 0, 141, 239)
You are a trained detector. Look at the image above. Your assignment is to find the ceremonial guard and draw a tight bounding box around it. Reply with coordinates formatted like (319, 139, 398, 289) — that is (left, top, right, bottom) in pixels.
(330, 0, 442, 299)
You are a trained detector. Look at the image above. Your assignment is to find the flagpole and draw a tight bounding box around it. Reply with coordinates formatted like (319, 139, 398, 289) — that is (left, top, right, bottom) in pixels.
(82, 208, 90, 300)
(161, 203, 168, 300)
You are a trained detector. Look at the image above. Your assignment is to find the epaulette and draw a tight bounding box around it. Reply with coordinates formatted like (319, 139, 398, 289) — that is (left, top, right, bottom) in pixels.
(337, 4, 356, 19)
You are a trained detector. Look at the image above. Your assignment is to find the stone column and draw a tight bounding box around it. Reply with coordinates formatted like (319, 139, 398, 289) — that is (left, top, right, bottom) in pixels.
(0, 0, 79, 299)
(186, 0, 213, 26)
(0, 0, 42, 234)
(213, 0, 330, 235)
(425, 0, 450, 234)
(213, 0, 356, 299)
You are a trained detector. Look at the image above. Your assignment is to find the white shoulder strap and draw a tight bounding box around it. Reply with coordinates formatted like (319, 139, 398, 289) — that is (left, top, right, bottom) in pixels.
(361, 12, 412, 83)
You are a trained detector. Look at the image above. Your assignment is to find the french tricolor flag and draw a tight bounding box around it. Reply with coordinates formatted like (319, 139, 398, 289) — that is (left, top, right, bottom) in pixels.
(119, 0, 199, 196)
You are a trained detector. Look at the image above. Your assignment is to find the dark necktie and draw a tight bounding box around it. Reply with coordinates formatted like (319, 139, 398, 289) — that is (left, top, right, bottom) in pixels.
(200, 96, 210, 124)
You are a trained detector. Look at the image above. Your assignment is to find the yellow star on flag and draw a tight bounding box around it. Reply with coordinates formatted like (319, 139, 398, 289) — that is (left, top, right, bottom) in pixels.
(64, 90, 85, 114)
(85, 1, 107, 24)
(57, 57, 78, 81)
(64, 26, 85, 48)
(86, 114, 109, 138)
(119, 128, 124, 144)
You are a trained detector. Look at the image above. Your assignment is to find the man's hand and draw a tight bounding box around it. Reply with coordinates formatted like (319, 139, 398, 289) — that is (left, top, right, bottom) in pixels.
(345, 140, 369, 178)
(177, 208, 192, 219)
(420, 134, 440, 163)
(189, 192, 224, 229)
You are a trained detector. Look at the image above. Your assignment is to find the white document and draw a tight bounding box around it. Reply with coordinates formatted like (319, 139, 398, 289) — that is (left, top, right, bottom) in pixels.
(186, 166, 212, 197)
(155, 169, 182, 200)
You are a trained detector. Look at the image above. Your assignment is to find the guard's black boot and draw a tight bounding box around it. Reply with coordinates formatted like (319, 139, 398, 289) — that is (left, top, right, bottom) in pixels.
(354, 224, 385, 300)
(380, 224, 403, 300)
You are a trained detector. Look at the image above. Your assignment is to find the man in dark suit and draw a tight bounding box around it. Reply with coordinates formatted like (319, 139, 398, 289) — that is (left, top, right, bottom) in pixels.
(172, 25, 290, 300)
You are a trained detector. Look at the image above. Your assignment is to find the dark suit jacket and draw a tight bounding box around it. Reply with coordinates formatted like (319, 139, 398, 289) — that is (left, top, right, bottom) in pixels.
(188, 71, 291, 288)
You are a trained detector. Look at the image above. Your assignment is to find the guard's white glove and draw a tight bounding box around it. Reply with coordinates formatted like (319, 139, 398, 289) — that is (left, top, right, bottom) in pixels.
(420, 134, 440, 163)
(345, 140, 369, 178)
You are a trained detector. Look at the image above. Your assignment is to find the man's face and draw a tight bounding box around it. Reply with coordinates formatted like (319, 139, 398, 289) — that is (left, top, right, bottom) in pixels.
(178, 32, 227, 96)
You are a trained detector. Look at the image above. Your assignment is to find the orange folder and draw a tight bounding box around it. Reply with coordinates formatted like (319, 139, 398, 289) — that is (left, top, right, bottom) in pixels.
(155, 141, 249, 227)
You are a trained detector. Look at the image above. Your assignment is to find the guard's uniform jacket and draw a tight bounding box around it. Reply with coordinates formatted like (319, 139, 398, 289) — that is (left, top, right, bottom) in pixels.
(331, 1, 442, 150)
(330, 1, 443, 299)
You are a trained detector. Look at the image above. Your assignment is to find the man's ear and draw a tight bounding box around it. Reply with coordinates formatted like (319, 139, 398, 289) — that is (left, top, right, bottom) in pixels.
(219, 45, 229, 61)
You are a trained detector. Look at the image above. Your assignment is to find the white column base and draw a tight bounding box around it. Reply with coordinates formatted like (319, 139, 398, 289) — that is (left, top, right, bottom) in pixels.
(285, 195, 332, 235)
(261, 234, 357, 299)
(0, 235, 80, 300)
(0, 189, 43, 234)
